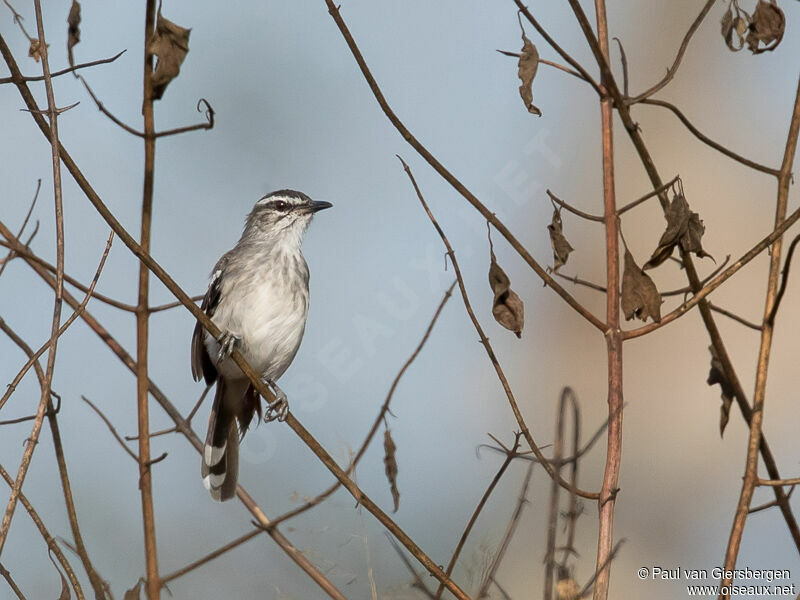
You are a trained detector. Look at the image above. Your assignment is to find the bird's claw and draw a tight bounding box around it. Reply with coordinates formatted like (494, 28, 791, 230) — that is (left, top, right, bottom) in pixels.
(216, 331, 241, 362)
(263, 379, 289, 423)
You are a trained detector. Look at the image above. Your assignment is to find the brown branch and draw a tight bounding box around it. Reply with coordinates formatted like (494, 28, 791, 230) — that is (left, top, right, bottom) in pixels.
(639, 99, 780, 177)
(708, 303, 762, 332)
(0, 178, 40, 280)
(612, 37, 628, 98)
(153, 98, 215, 138)
(81, 396, 140, 462)
(0, 231, 114, 412)
(435, 433, 523, 599)
(546, 189, 604, 222)
(722, 73, 800, 593)
(766, 232, 800, 326)
(660, 255, 730, 298)
(0, 51, 125, 84)
(0, 462, 84, 599)
(148, 295, 204, 313)
(0, 562, 26, 600)
(757, 477, 800, 488)
(626, 0, 716, 103)
(476, 462, 534, 599)
(1, 0, 32, 41)
(0, 0, 65, 558)
(615, 175, 680, 216)
(79, 74, 145, 136)
(138, 2, 161, 596)
(386, 535, 437, 599)
(554, 271, 607, 293)
(324, 0, 606, 333)
(496, 50, 588, 83)
(400, 156, 598, 501)
(161, 529, 262, 586)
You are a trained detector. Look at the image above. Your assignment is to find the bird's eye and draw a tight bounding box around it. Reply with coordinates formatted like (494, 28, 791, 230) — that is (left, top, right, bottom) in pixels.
(272, 200, 289, 211)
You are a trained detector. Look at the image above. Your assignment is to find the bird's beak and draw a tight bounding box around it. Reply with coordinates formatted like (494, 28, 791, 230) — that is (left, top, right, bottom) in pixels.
(309, 200, 333, 213)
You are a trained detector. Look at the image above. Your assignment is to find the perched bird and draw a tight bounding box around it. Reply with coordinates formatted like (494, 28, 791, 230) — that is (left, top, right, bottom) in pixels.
(191, 190, 332, 501)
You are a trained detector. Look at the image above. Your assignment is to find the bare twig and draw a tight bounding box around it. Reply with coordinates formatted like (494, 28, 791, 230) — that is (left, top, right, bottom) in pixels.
(0, 51, 125, 84)
(615, 175, 680, 216)
(708, 303, 762, 332)
(81, 396, 140, 462)
(386, 535, 437, 599)
(496, 49, 588, 83)
(766, 233, 800, 326)
(546, 190, 604, 222)
(758, 477, 800, 488)
(639, 99, 780, 177)
(0, 179, 39, 279)
(161, 529, 262, 586)
(0, 562, 26, 600)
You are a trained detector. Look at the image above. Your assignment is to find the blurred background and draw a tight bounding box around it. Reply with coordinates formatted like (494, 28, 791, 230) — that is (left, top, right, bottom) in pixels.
(1, 0, 799, 598)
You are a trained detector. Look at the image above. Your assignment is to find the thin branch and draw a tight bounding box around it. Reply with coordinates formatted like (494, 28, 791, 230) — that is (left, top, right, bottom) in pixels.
(613, 37, 628, 98)
(546, 190, 604, 222)
(386, 535, 436, 599)
(435, 433, 523, 599)
(476, 462, 534, 599)
(554, 271, 606, 293)
(154, 98, 215, 138)
(615, 175, 680, 216)
(0, 562, 26, 600)
(750, 487, 795, 515)
(576, 540, 625, 599)
(766, 232, 800, 326)
(81, 396, 139, 462)
(496, 49, 587, 83)
(758, 477, 800, 488)
(639, 99, 780, 177)
(708, 303, 762, 332)
(400, 156, 598, 501)
(0, 178, 40, 280)
(324, 0, 606, 333)
(0, 50, 125, 84)
(161, 529, 262, 586)
(627, 0, 716, 103)
(1, 0, 32, 42)
(0, 231, 114, 412)
(660, 255, 730, 298)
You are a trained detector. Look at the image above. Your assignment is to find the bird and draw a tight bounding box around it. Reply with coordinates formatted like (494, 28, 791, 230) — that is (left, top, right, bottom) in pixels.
(191, 189, 332, 501)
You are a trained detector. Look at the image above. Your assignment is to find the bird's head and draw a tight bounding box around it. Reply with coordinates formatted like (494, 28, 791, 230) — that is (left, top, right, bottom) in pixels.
(244, 189, 332, 241)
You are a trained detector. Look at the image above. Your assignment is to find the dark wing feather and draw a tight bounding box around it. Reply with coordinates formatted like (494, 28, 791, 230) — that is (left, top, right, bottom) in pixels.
(191, 259, 226, 384)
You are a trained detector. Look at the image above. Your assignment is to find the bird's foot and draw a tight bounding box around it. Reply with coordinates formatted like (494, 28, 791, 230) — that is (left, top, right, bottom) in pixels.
(262, 379, 289, 422)
(216, 331, 241, 362)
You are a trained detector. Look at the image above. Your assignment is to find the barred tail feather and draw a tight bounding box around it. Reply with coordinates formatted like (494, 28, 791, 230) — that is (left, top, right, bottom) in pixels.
(201, 378, 243, 501)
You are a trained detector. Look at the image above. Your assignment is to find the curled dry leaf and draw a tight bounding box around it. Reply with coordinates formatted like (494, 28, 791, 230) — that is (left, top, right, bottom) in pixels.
(517, 31, 542, 116)
(67, 0, 81, 68)
(707, 345, 735, 436)
(29, 39, 46, 62)
(644, 193, 711, 269)
(547, 207, 573, 271)
(123, 578, 144, 600)
(488, 250, 524, 338)
(720, 2, 750, 52)
(383, 427, 400, 512)
(148, 13, 191, 100)
(621, 249, 661, 323)
(746, 0, 785, 54)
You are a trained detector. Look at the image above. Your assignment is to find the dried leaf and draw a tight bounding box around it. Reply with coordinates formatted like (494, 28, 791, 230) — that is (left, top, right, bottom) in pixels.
(517, 32, 541, 116)
(720, 2, 749, 51)
(621, 249, 661, 323)
(47, 550, 70, 600)
(383, 428, 400, 512)
(148, 13, 191, 100)
(707, 345, 735, 436)
(488, 252, 524, 338)
(123, 579, 143, 600)
(746, 0, 785, 54)
(644, 193, 711, 269)
(547, 207, 573, 271)
(29, 39, 45, 62)
(67, 0, 81, 68)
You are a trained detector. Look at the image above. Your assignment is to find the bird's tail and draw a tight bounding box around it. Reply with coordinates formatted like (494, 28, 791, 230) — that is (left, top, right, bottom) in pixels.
(201, 378, 262, 501)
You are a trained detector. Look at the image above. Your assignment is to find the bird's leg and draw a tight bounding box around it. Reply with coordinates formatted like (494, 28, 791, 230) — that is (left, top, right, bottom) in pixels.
(262, 378, 289, 422)
(216, 331, 241, 362)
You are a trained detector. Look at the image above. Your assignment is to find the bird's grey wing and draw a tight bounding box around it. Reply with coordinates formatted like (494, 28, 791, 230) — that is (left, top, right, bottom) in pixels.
(191, 260, 226, 384)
